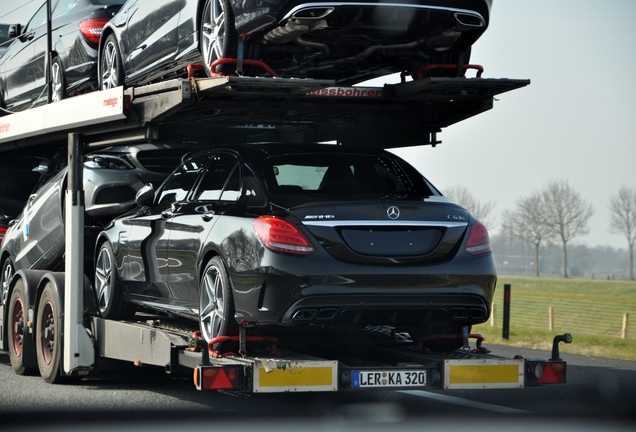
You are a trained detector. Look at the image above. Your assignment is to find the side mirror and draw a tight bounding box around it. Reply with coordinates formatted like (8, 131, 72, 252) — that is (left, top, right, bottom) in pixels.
(8, 24, 22, 39)
(36, 159, 58, 176)
(135, 183, 155, 207)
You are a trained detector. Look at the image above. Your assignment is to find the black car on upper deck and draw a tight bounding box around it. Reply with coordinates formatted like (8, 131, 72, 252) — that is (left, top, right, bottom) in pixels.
(99, 0, 492, 89)
(0, 0, 124, 114)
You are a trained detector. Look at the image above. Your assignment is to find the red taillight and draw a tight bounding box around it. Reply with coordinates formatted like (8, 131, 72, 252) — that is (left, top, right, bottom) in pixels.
(79, 18, 110, 45)
(254, 216, 316, 255)
(195, 366, 243, 390)
(0, 226, 7, 245)
(465, 220, 491, 255)
(525, 360, 567, 385)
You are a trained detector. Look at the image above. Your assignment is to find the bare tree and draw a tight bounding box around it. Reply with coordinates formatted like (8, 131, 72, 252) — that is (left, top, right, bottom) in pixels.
(609, 186, 636, 280)
(542, 179, 594, 278)
(501, 192, 552, 277)
(444, 184, 497, 230)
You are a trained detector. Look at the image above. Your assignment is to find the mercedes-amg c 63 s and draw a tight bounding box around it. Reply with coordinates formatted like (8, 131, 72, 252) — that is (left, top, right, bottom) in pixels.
(94, 143, 496, 353)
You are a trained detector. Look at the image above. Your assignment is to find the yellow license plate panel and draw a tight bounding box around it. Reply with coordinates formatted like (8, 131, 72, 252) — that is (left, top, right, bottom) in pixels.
(444, 358, 524, 389)
(253, 360, 338, 393)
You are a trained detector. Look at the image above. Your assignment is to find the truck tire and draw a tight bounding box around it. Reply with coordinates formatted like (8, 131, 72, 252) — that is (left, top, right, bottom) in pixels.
(35, 281, 65, 383)
(7, 279, 38, 375)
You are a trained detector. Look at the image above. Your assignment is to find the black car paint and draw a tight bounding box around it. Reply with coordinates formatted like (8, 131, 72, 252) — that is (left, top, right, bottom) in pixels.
(0, 0, 124, 113)
(97, 144, 496, 337)
(100, 0, 491, 87)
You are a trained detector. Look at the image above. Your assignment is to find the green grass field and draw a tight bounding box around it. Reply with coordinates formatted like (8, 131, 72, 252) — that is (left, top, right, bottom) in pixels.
(472, 276, 636, 361)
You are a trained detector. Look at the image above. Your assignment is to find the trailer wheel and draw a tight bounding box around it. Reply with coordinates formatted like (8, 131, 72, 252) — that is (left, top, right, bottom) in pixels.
(199, 256, 238, 352)
(51, 56, 66, 102)
(200, 0, 237, 76)
(7, 279, 38, 375)
(100, 34, 124, 90)
(94, 241, 135, 320)
(35, 281, 67, 383)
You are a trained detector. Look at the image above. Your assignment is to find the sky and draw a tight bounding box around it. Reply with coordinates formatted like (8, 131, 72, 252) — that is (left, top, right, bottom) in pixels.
(2, 0, 635, 249)
(388, 0, 636, 250)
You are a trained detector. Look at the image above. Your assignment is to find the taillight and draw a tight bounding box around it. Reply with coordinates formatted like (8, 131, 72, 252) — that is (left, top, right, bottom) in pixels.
(254, 216, 316, 255)
(0, 226, 6, 244)
(195, 365, 243, 391)
(465, 220, 491, 255)
(79, 18, 110, 45)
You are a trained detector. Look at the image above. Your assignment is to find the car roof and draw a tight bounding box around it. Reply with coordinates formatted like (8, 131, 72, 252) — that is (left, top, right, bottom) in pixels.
(185, 143, 391, 161)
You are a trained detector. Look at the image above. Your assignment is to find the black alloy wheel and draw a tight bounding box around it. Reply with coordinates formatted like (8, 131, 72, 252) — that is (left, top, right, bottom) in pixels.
(1, 257, 14, 304)
(200, 0, 237, 76)
(100, 34, 124, 90)
(199, 256, 238, 353)
(51, 56, 66, 102)
(94, 241, 135, 320)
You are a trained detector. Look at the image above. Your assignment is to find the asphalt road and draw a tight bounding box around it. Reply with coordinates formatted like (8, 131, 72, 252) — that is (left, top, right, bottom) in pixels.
(1, 343, 634, 431)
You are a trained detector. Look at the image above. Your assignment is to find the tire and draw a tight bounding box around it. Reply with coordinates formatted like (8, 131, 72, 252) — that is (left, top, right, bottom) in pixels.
(100, 34, 124, 90)
(50, 56, 66, 102)
(94, 241, 135, 320)
(35, 281, 66, 383)
(200, 0, 237, 76)
(8, 279, 38, 375)
(1, 257, 15, 305)
(199, 256, 238, 353)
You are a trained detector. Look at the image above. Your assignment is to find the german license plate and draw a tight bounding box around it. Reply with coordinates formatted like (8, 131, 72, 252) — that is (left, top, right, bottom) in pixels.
(352, 370, 427, 388)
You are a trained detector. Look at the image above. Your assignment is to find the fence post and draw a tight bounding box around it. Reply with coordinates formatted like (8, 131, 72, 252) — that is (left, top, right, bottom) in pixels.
(622, 313, 629, 339)
(549, 306, 554, 332)
(502, 284, 511, 340)
(490, 302, 496, 327)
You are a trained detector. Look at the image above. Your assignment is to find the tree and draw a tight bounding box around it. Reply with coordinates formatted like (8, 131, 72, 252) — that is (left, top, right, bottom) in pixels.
(608, 186, 636, 280)
(541, 179, 594, 278)
(501, 192, 552, 277)
(444, 184, 497, 230)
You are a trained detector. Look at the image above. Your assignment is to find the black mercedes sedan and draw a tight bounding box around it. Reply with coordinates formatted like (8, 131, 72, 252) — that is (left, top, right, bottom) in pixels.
(94, 144, 496, 353)
(99, 0, 491, 88)
(0, 0, 124, 114)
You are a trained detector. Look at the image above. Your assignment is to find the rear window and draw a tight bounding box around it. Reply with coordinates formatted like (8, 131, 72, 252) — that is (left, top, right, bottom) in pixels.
(264, 153, 434, 201)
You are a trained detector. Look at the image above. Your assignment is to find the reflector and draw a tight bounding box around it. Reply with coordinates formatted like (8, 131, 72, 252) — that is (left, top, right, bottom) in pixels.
(526, 360, 566, 385)
(196, 366, 243, 391)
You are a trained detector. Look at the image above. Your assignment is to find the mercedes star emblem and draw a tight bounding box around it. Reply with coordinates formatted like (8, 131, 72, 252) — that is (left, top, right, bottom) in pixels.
(387, 206, 400, 219)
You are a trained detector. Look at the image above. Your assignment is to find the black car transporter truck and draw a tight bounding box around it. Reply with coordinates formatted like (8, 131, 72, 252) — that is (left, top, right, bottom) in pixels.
(0, 71, 571, 392)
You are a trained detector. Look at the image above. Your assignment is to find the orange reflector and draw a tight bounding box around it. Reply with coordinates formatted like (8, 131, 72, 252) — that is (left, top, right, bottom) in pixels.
(195, 366, 243, 391)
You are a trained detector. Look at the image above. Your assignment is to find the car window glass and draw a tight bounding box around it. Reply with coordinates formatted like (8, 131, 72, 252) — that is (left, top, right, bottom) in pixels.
(219, 164, 241, 201)
(26, 5, 48, 32)
(195, 153, 240, 202)
(158, 154, 209, 204)
(53, 0, 79, 19)
(266, 153, 432, 197)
